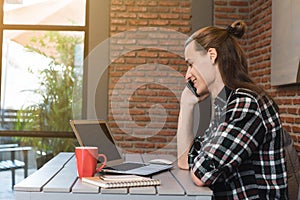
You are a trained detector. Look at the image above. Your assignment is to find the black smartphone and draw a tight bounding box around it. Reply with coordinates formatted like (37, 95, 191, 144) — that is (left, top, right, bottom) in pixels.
(186, 80, 200, 97)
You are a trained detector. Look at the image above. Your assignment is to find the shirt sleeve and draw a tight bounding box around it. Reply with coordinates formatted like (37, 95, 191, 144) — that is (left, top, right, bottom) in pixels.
(190, 93, 266, 185)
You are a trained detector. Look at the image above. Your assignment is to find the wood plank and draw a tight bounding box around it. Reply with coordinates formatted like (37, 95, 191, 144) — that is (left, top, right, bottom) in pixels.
(0, 146, 32, 152)
(170, 168, 212, 196)
(42, 152, 74, 168)
(14, 191, 31, 200)
(0, 160, 25, 170)
(129, 186, 156, 195)
(0, 143, 18, 148)
(23, 193, 206, 200)
(101, 187, 128, 194)
(43, 167, 78, 192)
(14, 166, 63, 192)
(72, 178, 100, 193)
(14, 152, 74, 192)
(153, 170, 185, 195)
(64, 156, 77, 170)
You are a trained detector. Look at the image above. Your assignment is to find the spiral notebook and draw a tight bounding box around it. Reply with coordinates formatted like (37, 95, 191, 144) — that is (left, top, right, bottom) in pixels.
(82, 175, 161, 188)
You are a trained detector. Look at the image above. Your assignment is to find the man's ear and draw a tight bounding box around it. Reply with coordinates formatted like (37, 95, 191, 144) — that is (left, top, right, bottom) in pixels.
(208, 48, 217, 64)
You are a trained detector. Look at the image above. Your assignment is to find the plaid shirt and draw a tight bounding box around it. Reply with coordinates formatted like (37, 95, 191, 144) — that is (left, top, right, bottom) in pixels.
(188, 87, 287, 200)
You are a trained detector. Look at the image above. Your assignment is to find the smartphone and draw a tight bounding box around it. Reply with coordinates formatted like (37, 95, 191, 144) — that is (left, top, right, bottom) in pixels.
(186, 80, 200, 97)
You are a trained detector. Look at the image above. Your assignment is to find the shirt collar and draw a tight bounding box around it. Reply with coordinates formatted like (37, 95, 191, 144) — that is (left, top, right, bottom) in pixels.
(214, 86, 232, 110)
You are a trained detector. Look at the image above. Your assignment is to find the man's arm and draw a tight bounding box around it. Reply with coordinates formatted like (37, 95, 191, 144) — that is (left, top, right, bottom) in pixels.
(177, 87, 208, 169)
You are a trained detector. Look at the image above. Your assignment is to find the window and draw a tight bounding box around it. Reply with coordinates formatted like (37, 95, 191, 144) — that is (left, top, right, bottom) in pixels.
(0, 0, 87, 132)
(0, 0, 88, 155)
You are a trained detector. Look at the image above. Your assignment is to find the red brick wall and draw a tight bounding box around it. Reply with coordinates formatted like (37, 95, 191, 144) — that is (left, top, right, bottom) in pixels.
(249, 0, 300, 155)
(108, 0, 300, 155)
(108, 0, 191, 154)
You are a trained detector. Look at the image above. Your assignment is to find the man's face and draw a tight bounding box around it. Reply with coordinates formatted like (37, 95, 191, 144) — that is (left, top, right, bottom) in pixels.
(184, 41, 215, 97)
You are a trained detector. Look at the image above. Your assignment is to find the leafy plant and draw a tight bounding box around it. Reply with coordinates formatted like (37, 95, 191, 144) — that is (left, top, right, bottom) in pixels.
(15, 31, 83, 155)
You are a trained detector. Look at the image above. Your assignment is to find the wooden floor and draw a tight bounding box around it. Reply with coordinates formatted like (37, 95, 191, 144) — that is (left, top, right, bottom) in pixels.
(0, 168, 36, 200)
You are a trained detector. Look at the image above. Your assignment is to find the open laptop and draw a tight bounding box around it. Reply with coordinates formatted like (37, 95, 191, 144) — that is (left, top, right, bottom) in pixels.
(70, 120, 173, 176)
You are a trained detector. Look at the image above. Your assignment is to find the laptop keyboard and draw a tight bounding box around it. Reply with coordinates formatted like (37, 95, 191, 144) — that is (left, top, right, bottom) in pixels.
(111, 162, 145, 171)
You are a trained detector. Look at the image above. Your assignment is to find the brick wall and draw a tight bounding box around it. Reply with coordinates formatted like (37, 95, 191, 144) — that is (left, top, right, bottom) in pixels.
(108, 0, 300, 156)
(108, 0, 191, 154)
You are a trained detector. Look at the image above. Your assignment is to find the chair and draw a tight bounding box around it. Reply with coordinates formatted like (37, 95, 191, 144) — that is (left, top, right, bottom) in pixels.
(0, 144, 32, 188)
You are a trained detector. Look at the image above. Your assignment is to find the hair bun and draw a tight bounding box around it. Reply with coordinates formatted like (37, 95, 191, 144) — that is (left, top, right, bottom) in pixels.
(226, 20, 246, 38)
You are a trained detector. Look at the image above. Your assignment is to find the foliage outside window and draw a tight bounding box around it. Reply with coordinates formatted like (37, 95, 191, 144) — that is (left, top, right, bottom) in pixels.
(14, 31, 83, 155)
(0, 0, 87, 161)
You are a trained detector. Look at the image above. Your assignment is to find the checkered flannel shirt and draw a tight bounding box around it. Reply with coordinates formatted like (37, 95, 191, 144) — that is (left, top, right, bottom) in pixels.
(188, 87, 288, 199)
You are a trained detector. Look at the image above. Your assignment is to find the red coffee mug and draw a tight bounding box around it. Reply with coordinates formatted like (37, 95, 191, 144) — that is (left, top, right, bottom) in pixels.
(75, 147, 107, 178)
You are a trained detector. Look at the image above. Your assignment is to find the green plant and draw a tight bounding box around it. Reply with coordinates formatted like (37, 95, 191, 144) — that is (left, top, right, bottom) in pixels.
(15, 31, 83, 155)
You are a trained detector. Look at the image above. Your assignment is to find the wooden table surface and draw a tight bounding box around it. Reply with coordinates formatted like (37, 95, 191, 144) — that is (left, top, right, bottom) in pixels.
(14, 152, 212, 200)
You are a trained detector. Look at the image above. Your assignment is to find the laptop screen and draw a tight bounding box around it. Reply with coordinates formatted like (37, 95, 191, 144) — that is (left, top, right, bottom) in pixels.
(70, 120, 123, 164)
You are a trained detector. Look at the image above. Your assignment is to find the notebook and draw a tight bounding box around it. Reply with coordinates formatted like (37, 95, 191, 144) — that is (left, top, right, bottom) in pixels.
(70, 120, 173, 176)
(82, 175, 160, 188)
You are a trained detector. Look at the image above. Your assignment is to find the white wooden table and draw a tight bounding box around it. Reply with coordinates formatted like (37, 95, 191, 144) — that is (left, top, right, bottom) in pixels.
(14, 152, 212, 200)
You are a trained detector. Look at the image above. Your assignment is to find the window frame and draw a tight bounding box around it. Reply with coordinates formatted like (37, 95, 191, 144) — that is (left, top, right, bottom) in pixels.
(0, 0, 90, 138)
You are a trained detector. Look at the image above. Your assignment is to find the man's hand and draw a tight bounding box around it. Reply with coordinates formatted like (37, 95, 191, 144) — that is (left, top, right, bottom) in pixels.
(180, 86, 209, 106)
(190, 170, 205, 186)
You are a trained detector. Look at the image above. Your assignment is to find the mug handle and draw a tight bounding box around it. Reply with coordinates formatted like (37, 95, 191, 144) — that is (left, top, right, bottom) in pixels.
(96, 154, 107, 172)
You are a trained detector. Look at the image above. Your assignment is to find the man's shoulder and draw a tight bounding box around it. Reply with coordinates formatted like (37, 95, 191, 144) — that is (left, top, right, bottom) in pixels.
(227, 88, 259, 104)
(233, 88, 258, 98)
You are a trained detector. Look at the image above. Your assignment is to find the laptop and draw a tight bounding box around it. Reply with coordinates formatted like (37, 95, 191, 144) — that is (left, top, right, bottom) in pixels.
(70, 120, 173, 176)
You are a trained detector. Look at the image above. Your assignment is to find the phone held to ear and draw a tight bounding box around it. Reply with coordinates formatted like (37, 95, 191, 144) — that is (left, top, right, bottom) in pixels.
(186, 80, 200, 97)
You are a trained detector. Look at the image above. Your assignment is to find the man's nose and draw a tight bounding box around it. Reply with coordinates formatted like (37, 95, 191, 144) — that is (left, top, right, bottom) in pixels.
(185, 67, 192, 80)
